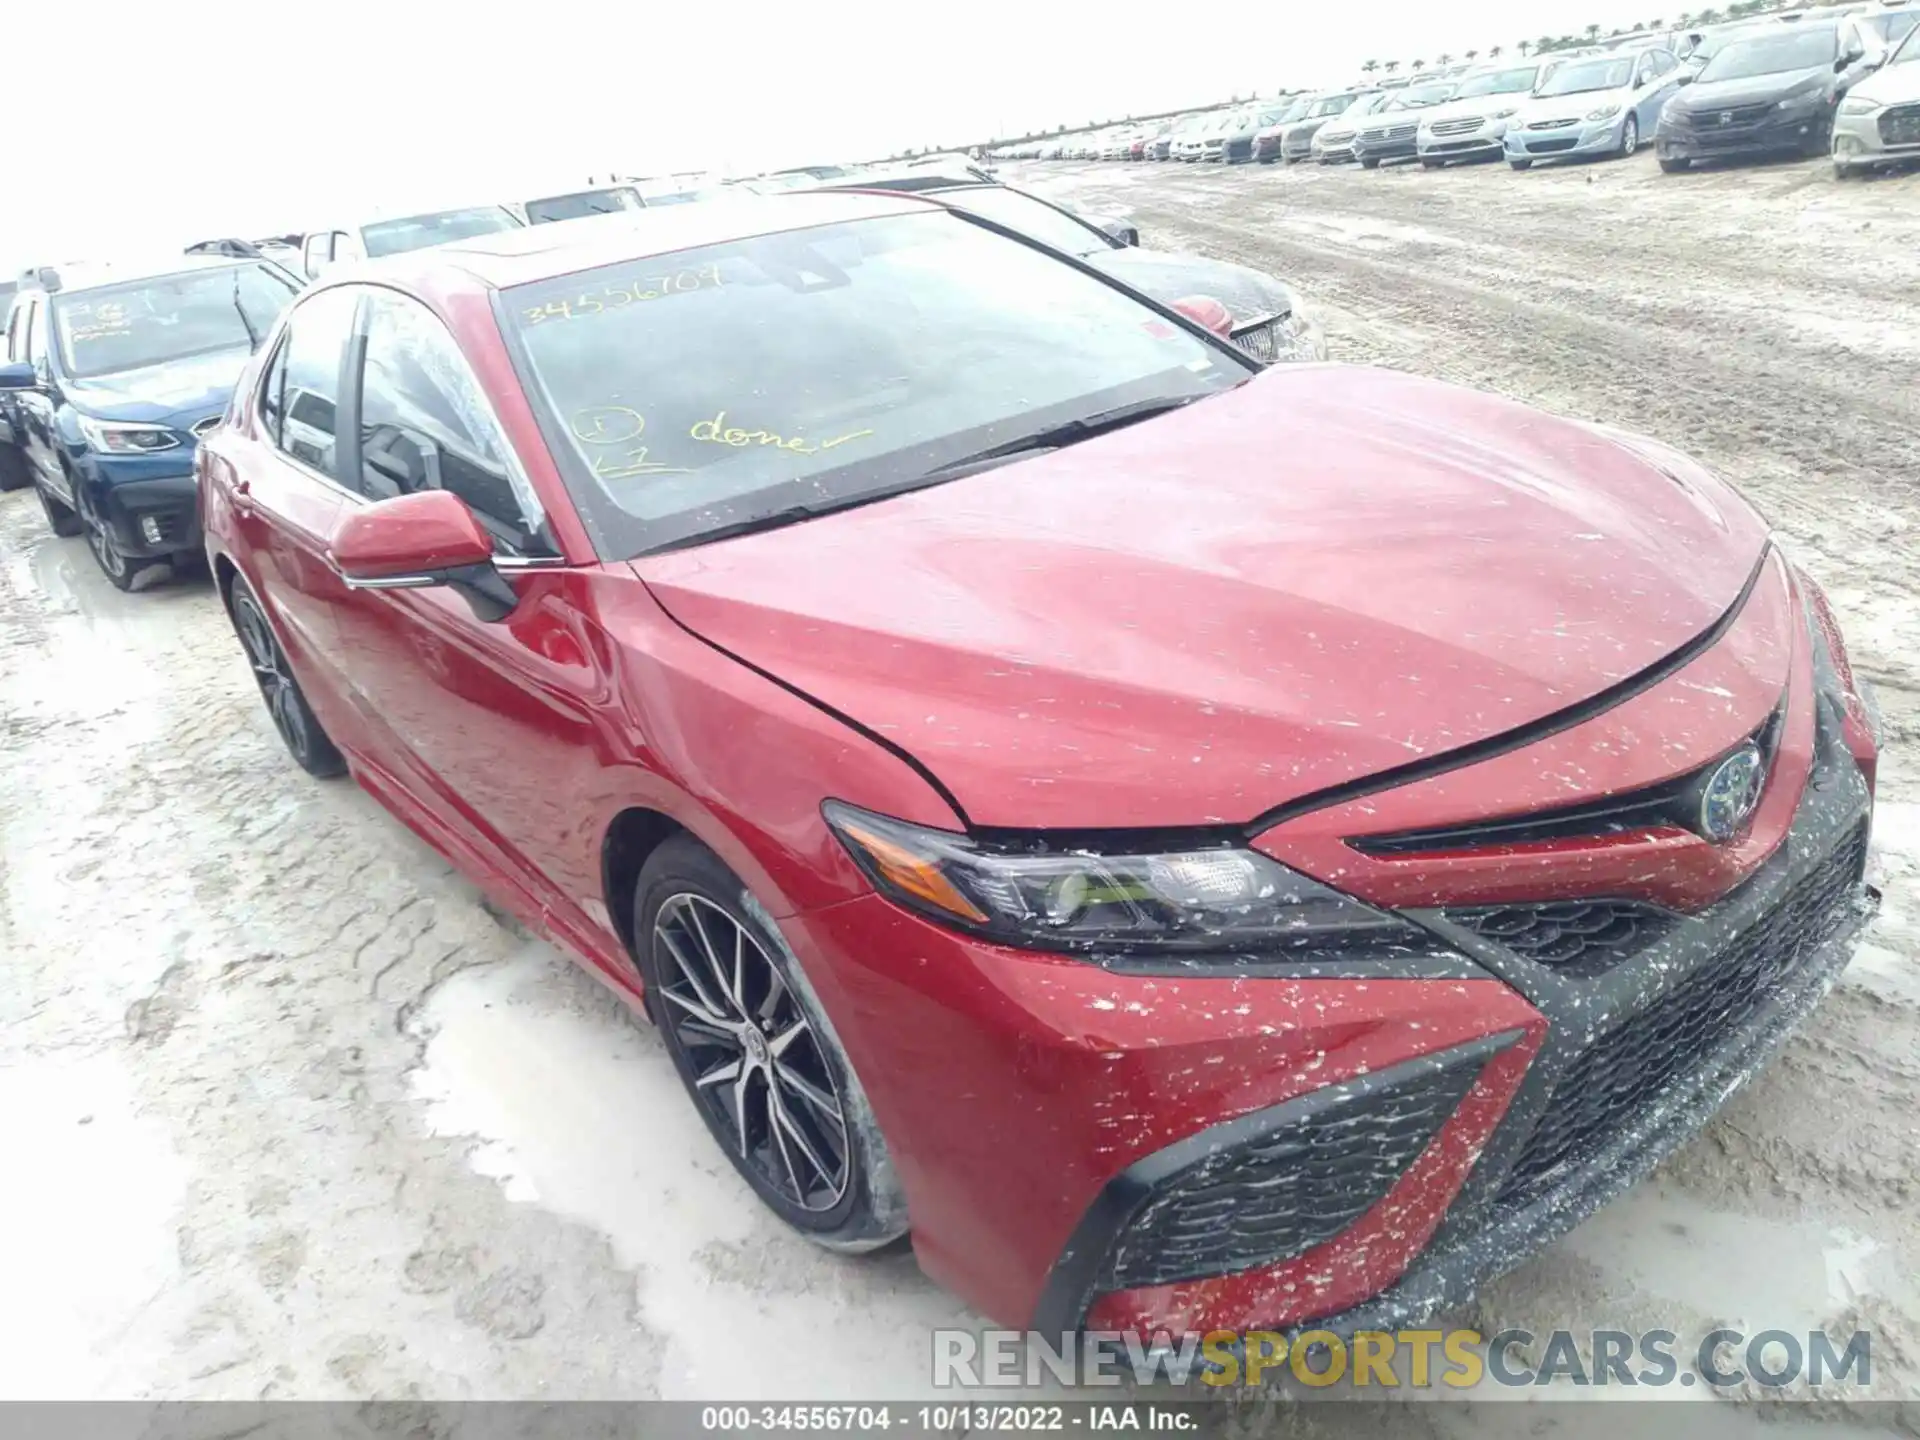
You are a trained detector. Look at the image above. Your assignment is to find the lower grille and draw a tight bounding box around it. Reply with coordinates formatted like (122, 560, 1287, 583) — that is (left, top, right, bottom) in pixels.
(1098, 1040, 1491, 1290)
(1495, 825, 1869, 1209)
(1527, 138, 1579, 153)
(1881, 105, 1920, 146)
(1448, 900, 1677, 976)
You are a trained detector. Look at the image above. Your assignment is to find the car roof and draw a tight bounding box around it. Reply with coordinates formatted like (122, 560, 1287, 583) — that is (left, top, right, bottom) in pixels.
(378, 190, 936, 291)
(20, 251, 265, 296)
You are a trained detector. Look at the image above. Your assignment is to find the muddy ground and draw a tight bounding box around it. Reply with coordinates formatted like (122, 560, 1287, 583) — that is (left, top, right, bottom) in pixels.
(2, 146, 1917, 1428)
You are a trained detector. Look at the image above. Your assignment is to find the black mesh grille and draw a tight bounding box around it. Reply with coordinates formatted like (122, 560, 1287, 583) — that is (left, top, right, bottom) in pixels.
(1446, 900, 1677, 975)
(1496, 827, 1869, 1210)
(1099, 1046, 1486, 1290)
(1881, 106, 1920, 145)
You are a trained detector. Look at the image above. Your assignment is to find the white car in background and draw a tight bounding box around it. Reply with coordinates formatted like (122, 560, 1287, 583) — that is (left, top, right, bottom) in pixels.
(1417, 59, 1563, 165)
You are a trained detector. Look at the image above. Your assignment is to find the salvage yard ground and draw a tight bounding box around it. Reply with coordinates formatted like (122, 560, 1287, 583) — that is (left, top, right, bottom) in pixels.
(2, 149, 1917, 1427)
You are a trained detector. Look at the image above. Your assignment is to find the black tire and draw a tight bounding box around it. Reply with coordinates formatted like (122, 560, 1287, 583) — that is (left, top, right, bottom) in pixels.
(38, 482, 85, 538)
(77, 493, 161, 593)
(1421, 157, 1443, 169)
(0, 446, 29, 493)
(1510, 158, 1534, 171)
(1620, 113, 1639, 156)
(636, 835, 908, 1252)
(1361, 156, 1381, 170)
(1659, 156, 1691, 173)
(1832, 158, 1855, 180)
(228, 576, 347, 778)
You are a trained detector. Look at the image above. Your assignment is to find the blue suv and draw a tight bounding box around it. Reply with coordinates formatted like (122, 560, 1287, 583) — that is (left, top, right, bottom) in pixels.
(0, 256, 299, 590)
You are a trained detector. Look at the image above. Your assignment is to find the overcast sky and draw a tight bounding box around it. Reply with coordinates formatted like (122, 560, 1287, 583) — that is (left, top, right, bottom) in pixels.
(13, 0, 1677, 265)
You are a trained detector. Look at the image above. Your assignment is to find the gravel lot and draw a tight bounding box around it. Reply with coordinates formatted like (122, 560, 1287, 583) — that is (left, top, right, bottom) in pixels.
(3, 148, 1917, 1423)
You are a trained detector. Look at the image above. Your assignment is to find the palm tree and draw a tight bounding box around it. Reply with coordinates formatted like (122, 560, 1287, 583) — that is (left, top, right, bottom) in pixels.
(1517, 39, 1531, 54)
(1384, 58, 1402, 73)
(1585, 21, 1602, 39)
(1490, 43, 1504, 57)
(1411, 57, 1427, 70)
(1536, 34, 1558, 52)
(1361, 58, 1380, 72)
(1465, 48, 1480, 60)
(1437, 52, 1453, 66)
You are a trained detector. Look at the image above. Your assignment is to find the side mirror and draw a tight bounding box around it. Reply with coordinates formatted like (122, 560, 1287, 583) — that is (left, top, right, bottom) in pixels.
(330, 490, 517, 620)
(1676, 72, 1695, 84)
(1101, 220, 1140, 246)
(0, 361, 37, 390)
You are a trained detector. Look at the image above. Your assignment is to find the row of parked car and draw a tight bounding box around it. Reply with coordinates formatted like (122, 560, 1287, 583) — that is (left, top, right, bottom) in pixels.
(1004, 0, 1920, 178)
(0, 163, 1327, 593)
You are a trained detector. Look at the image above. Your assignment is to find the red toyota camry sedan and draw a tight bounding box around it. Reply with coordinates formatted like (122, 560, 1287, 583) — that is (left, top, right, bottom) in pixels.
(198, 192, 1881, 1342)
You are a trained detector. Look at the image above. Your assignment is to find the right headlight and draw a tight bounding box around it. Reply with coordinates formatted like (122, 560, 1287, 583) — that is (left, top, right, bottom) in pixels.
(1838, 95, 1881, 116)
(825, 802, 1421, 956)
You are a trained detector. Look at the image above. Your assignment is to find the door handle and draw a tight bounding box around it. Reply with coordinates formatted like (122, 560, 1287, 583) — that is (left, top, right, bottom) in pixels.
(231, 476, 253, 513)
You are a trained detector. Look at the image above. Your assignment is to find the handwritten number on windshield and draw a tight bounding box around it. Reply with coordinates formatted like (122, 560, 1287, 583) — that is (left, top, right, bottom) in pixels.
(524, 263, 723, 326)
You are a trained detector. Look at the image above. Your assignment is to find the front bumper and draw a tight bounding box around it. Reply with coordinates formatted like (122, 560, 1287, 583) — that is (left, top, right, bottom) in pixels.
(1657, 106, 1832, 161)
(1418, 121, 1510, 159)
(94, 471, 202, 559)
(1354, 134, 1420, 163)
(1312, 140, 1359, 163)
(1077, 689, 1876, 1339)
(1832, 102, 1920, 162)
(1505, 114, 1626, 160)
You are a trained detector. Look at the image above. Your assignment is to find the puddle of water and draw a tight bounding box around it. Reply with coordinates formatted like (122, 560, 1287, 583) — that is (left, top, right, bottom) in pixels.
(411, 949, 988, 1400)
(0, 1051, 186, 1398)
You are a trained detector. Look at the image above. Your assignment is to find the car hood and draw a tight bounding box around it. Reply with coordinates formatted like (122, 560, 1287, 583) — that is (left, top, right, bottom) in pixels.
(1673, 65, 1832, 108)
(62, 346, 254, 427)
(1851, 59, 1920, 105)
(1084, 248, 1297, 327)
(1420, 93, 1527, 124)
(1516, 85, 1632, 118)
(1283, 117, 1336, 140)
(635, 366, 1770, 831)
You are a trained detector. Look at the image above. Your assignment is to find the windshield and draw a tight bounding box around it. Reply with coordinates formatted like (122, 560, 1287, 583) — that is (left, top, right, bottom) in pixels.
(1697, 26, 1837, 80)
(1537, 57, 1635, 94)
(501, 212, 1244, 558)
(526, 188, 645, 224)
(1309, 92, 1360, 117)
(1453, 65, 1542, 98)
(53, 264, 298, 380)
(933, 186, 1111, 257)
(361, 206, 523, 258)
(1689, 24, 1766, 60)
(1867, 9, 1920, 48)
(1894, 18, 1920, 60)
(1388, 81, 1457, 109)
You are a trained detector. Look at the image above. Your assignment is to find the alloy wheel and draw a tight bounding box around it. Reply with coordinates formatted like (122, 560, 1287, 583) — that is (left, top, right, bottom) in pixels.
(652, 893, 850, 1212)
(1622, 114, 1639, 156)
(83, 507, 129, 581)
(233, 592, 314, 764)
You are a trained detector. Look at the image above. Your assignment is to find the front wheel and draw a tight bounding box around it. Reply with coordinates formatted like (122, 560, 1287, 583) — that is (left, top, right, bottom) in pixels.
(637, 836, 908, 1252)
(228, 577, 347, 778)
(0, 446, 29, 492)
(1361, 156, 1381, 170)
(79, 497, 159, 593)
(1421, 157, 1442, 169)
(1620, 113, 1640, 156)
(1659, 155, 1692, 173)
(1509, 158, 1534, 171)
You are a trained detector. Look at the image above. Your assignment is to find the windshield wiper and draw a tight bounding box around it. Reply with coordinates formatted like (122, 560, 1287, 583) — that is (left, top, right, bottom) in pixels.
(646, 393, 1223, 556)
(912, 394, 1212, 485)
